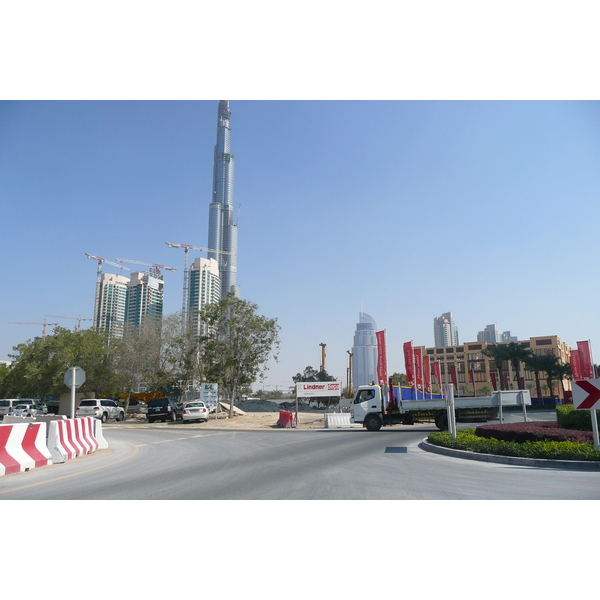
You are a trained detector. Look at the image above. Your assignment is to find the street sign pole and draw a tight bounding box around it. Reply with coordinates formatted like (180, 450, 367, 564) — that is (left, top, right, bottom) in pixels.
(64, 366, 86, 418)
(591, 409, 600, 451)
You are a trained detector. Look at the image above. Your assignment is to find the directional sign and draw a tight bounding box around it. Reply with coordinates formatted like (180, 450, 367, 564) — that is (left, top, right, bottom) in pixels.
(572, 379, 600, 410)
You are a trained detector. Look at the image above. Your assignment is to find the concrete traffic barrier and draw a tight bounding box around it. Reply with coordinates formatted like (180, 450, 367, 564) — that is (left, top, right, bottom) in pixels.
(47, 417, 101, 464)
(0, 422, 52, 476)
(92, 419, 108, 450)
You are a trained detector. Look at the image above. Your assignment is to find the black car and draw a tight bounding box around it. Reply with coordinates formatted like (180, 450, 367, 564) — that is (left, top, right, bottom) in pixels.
(147, 398, 183, 423)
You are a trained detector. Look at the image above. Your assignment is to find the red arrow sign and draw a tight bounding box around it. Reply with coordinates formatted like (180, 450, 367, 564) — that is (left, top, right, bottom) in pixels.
(573, 379, 600, 410)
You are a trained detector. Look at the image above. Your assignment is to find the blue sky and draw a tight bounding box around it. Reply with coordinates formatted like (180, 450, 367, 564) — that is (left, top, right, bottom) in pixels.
(2, 100, 600, 390)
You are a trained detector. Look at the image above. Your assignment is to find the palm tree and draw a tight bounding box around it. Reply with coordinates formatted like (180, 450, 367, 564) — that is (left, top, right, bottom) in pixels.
(553, 361, 572, 401)
(483, 344, 513, 390)
(523, 353, 545, 401)
(525, 354, 561, 402)
(504, 342, 533, 390)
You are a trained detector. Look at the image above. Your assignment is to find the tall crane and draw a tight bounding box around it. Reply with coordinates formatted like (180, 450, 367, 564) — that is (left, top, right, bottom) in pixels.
(46, 315, 93, 330)
(9, 319, 59, 339)
(165, 242, 233, 321)
(115, 258, 177, 275)
(86, 253, 131, 329)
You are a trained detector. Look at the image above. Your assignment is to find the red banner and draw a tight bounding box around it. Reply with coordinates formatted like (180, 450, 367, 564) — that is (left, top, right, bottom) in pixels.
(403, 341, 414, 389)
(433, 361, 442, 387)
(502, 372, 509, 390)
(423, 355, 431, 393)
(414, 347, 423, 393)
(376, 330, 387, 386)
(490, 371, 497, 391)
(450, 365, 458, 391)
(570, 349, 582, 380)
(577, 341, 594, 379)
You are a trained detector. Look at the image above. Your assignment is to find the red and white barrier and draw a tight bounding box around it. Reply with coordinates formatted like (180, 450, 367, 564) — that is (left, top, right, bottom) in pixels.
(0, 422, 52, 476)
(47, 417, 101, 464)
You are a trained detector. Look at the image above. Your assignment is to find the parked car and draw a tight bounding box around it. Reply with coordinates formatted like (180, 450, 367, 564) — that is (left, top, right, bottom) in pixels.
(76, 399, 125, 422)
(0, 399, 19, 417)
(147, 398, 183, 423)
(11, 403, 42, 417)
(13, 398, 48, 415)
(182, 401, 210, 423)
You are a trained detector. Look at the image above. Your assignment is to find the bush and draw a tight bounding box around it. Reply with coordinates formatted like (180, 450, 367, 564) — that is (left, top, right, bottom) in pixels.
(556, 404, 600, 431)
(427, 429, 600, 462)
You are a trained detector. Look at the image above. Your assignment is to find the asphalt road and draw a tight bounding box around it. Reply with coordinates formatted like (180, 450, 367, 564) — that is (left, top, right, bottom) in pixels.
(1, 415, 599, 499)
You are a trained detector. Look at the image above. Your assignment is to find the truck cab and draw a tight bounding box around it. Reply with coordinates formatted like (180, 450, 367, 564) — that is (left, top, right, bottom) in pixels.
(351, 385, 386, 430)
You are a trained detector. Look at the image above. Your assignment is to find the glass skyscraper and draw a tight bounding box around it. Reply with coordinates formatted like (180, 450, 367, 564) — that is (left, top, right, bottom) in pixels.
(351, 312, 378, 388)
(207, 100, 239, 299)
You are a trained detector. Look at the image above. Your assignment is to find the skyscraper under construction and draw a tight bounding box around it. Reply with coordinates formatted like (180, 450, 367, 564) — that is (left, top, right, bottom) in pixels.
(207, 100, 239, 299)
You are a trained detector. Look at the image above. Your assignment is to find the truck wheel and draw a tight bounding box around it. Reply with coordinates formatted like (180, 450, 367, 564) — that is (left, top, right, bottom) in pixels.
(435, 413, 448, 431)
(365, 414, 382, 431)
(101, 412, 108, 423)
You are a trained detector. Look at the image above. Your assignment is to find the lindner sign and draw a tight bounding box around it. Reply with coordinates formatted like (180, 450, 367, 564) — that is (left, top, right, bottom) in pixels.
(296, 382, 341, 397)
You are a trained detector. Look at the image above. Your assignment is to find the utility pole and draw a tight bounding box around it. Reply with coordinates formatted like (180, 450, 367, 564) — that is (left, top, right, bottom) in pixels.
(319, 343, 327, 373)
(346, 350, 353, 397)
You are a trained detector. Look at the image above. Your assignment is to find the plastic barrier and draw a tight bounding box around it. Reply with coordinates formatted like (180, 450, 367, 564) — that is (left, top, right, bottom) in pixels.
(277, 410, 295, 428)
(324, 412, 355, 428)
(0, 422, 52, 476)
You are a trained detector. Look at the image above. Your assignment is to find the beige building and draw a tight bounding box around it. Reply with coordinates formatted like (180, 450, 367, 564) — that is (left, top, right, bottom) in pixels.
(418, 335, 572, 399)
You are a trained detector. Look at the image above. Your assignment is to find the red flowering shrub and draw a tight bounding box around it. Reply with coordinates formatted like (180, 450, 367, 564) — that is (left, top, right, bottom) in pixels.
(475, 421, 595, 445)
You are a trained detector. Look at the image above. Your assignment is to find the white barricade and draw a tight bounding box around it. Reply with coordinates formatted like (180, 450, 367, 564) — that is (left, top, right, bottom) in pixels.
(324, 413, 355, 428)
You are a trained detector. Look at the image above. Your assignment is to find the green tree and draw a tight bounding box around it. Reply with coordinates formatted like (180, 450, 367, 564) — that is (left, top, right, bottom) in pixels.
(198, 294, 280, 418)
(523, 353, 545, 400)
(3, 327, 115, 399)
(390, 372, 408, 387)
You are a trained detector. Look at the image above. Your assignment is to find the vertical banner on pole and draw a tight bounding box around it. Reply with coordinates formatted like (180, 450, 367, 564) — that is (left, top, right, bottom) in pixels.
(570, 350, 582, 380)
(376, 330, 388, 407)
(423, 355, 431, 397)
(433, 361, 442, 392)
(577, 341, 594, 379)
(403, 341, 415, 398)
(414, 347, 423, 396)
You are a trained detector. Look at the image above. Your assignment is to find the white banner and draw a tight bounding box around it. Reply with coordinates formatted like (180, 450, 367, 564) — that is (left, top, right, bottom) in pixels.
(200, 383, 219, 409)
(296, 382, 341, 397)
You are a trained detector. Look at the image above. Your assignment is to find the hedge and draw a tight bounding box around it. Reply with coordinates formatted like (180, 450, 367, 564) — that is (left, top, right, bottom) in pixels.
(427, 428, 600, 462)
(556, 404, 600, 431)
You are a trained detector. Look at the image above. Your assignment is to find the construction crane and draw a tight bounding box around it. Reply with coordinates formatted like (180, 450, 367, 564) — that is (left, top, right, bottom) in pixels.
(85, 253, 131, 277)
(115, 258, 177, 275)
(86, 253, 131, 328)
(9, 319, 59, 339)
(46, 315, 93, 330)
(165, 242, 233, 320)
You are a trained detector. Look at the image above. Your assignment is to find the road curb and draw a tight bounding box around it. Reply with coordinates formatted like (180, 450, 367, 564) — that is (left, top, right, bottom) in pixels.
(419, 438, 600, 471)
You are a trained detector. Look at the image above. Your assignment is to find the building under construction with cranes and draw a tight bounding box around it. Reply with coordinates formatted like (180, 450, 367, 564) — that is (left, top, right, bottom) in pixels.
(88, 254, 173, 338)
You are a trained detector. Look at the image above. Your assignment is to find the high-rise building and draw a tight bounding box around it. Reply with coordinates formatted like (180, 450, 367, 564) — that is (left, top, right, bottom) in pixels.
(433, 312, 459, 347)
(93, 272, 129, 338)
(188, 257, 221, 337)
(477, 324, 502, 343)
(351, 312, 378, 388)
(125, 270, 164, 330)
(207, 100, 239, 299)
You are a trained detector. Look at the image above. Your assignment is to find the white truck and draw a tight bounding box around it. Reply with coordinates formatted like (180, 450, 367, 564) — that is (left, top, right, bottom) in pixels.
(350, 384, 531, 431)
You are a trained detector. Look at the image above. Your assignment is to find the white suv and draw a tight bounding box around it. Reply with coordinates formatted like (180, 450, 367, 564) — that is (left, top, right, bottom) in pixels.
(76, 399, 125, 422)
